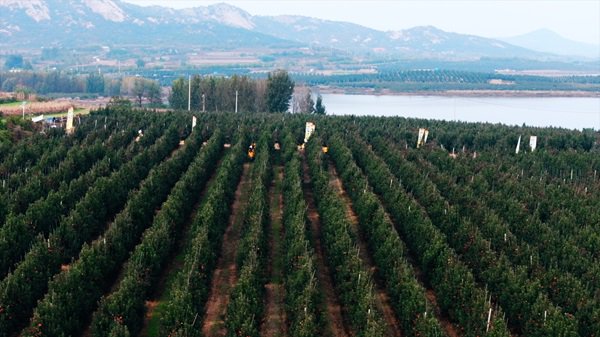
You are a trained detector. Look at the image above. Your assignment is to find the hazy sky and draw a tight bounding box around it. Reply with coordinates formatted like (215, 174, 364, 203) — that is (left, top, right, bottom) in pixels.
(122, 0, 600, 45)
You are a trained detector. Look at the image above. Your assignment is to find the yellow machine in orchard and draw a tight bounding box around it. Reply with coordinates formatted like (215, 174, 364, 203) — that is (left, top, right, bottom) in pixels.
(248, 143, 256, 160)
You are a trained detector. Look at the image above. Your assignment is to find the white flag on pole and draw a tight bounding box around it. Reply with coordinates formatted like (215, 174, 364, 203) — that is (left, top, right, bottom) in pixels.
(66, 107, 74, 134)
(529, 136, 537, 151)
(417, 128, 426, 148)
(304, 122, 316, 143)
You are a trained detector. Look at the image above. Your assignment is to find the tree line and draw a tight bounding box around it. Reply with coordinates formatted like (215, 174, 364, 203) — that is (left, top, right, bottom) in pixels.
(0, 71, 161, 103)
(169, 70, 325, 114)
(294, 69, 600, 92)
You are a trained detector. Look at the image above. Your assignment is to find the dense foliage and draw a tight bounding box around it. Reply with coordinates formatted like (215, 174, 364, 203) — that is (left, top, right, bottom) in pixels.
(328, 134, 444, 337)
(266, 70, 294, 113)
(158, 134, 246, 336)
(0, 117, 186, 337)
(87, 129, 223, 337)
(306, 133, 387, 337)
(169, 70, 295, 113)
(280, 131, 323, 337)
(224, 132, 271, 337)
(0, 109, 597, 337)
(0, 71, 161, 97)
(170, 75, 269, 113)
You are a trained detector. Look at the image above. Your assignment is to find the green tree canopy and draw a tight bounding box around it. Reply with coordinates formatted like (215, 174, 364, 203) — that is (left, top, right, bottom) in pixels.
(146, 81, 162, 107)
(266, 70, 294, 113)
(86, 72, 105, 94)
(315, 94, 326, 115)
(4, 55, 25, 70)
(169, 77, 188, 110)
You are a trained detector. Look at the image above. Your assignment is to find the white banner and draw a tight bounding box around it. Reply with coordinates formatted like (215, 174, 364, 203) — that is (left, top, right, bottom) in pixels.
(192, 116, 197, 130)
(66, 107, 74, 134)
(515, 135, 521, 154)
(417, 128, 425, 148)
(529, 136, 537, 151)
(31, 115, 44, 123)
(304, 122, 316, 143)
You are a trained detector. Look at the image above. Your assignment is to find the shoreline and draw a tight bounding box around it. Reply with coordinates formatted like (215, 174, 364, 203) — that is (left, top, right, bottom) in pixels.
(318, 87, 600, 98)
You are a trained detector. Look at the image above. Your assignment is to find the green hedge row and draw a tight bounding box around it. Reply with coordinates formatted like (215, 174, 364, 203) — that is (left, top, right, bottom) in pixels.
(86, 129, 224, 337)
(418, 148, 598, 336)
(158, 133, 246, 336)
(281, 131, 323, 337)
(371, 137, 579, 337)
(23, 127, 220, 337)
(306, 133, 386, 337)
(349, 133, 510, 337)
(0, 121, 184, 337)
(0, 123, 160, 279)
(224, 132, 271, 337)
(329, 134, 444, 337)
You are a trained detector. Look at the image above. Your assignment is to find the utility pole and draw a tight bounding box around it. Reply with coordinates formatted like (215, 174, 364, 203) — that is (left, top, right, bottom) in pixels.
(235, 90, 238, 113)
(291, 86, 294, 113)
(188, 75, 191, 111)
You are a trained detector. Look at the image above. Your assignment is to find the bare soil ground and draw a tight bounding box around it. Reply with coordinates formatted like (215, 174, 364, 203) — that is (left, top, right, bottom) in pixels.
(327, 165, 402, 337)
(202, 163, 252, 337)
(260, 166, 287, 337)
(302, 155, 350, 337)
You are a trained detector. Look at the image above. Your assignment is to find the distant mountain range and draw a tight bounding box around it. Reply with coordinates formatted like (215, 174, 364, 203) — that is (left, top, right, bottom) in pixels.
(0, 0, 596, 61)
(501, 29, 599, 59)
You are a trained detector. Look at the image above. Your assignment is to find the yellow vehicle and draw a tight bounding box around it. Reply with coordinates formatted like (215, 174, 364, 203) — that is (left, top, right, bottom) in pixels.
(248, 143, 256, 160)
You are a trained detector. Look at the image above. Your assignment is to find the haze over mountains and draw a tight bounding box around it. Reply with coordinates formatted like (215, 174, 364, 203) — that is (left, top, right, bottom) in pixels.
(0, 0, 597, 61)
(501, 29, 599, 59)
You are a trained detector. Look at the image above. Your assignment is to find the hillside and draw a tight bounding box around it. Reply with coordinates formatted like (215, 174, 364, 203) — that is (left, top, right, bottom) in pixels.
(0, 0, 558, 60)
(502, 28, 600, 59)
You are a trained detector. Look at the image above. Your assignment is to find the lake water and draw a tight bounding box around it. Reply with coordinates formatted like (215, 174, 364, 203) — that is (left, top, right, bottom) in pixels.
(321, 94, 600, 130)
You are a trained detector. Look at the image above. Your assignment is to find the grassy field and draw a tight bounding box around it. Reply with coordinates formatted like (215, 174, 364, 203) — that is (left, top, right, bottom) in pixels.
(0, 101, 77, 116)
(0, 101, 22, 108)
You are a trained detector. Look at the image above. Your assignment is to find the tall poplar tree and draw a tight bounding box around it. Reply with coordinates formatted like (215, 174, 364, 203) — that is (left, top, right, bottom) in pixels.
(266, 70, 294, 113)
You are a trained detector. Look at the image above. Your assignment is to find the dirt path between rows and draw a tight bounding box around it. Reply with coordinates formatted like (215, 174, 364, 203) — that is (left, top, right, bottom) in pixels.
(202, 162, 252, 337)
(327, 165, 402, 337)
(260, 166, 287, 337)
(302, 154, 351, 337)
(138, 157, 226, 337)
